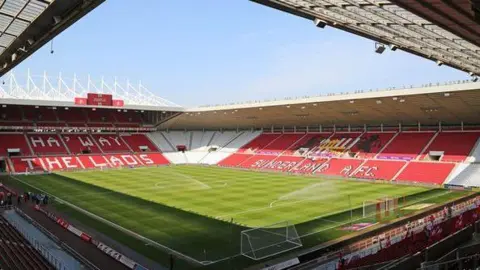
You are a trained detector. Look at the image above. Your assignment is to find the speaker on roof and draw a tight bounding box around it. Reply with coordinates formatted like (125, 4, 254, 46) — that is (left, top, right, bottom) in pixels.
(314, 18, 327, 28)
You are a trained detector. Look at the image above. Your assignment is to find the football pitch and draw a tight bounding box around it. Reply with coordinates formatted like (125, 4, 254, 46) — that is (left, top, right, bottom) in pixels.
(3, 166, 471, 269)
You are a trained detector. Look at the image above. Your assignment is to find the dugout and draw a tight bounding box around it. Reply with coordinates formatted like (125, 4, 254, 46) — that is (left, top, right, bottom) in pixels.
(0, 159, 6, 172)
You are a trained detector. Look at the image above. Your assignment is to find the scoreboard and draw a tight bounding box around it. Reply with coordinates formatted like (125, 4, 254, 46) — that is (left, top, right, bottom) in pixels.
(74, 93, 124, 107)
(87, 93, 112, 106)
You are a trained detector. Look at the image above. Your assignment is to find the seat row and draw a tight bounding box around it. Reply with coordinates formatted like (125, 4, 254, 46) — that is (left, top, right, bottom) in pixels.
(233, 131, 480, 162)
(0, 215, 52, 270)
(0, 133, 159, 156)
(219, 154, 456, 185)
(0, 106, 144, 124)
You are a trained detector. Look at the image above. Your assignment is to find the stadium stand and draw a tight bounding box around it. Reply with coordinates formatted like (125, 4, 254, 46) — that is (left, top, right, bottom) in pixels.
(421, 132, 480, 162)
(351, 159, 407, 180)
(120, 133, 158, 153)
(314, 158, 363, 177)
(238, 133, 282, 153)
(57, 108, 88, 123)
(395, 162, 456, 185)
(262, 155, 305, 172)
(354, 132, 396, 158)
(91, 134, 131, 153)
(23, 107, 58, 122)
(218, 153, 254, 167)
(259, 133, 305, 155)
(0, 212, 53, 270)
(0, 106, 23, 121)
(446, 163, 480, 187)
(290, 158, 327, 174)
(0, 133, 32, 156)
(378, 132, 435, 160)
(27, 134, 69, 155)
(61, 134, 102, 154)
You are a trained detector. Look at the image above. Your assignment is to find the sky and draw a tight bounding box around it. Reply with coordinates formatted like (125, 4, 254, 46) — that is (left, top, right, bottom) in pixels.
(13, 0, 468, 107)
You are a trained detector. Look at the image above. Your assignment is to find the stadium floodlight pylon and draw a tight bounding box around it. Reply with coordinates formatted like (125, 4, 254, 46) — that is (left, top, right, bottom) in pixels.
(240, 221, 302, 260)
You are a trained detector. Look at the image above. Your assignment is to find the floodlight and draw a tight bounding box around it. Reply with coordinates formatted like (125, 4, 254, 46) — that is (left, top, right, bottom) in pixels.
(436, 60, 443, 66)
(473, 76, 478, 82)
(53, 16, 61, 25)
(375, 43, 386, 54)
(390, 44, 398, 51)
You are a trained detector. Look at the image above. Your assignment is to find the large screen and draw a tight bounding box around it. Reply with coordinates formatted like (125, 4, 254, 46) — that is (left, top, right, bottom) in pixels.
(87, 93, 113, 106)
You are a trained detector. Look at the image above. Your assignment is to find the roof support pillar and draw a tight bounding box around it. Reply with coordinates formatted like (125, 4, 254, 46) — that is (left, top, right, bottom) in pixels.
(381, 123, 384, 132)
(418, 121, 421, 132)
(306, 126, 309, 133)
(398, 122, 402, 132)
(461, 121, 464, 131)
(438, 121, 442, 132)
(319, 124, 322, 133)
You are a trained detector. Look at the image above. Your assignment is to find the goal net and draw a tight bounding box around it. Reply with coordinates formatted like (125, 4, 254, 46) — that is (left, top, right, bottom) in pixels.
(363, 197, 398, 221)
(241, 221, 302, 260)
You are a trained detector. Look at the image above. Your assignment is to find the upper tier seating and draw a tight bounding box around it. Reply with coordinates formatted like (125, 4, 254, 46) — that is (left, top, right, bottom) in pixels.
(92, 134, 131, 153)
(23, 107, 57, 122)
(288, 133, 332, 156)
(27, 134, 68, 155)
(163, 131, 190, 149)
(121, 134, 159, 152)
(57, 108, 87, 123)
(0, 215, 52, 270)
(258, 133, 305, 155)
(238, 134, 282, 153)
(395, 162, 456, 185)
(351, 160, 406, 180)
(113, 110, 142, 123)
(0, 134, 31, 156)
(0, 106, 23, 121)
(422, 132, 480, 162)
(352, 132, 395, 158)
(62, 134, 102, 154)
(314, 158, 363, 177)
(378, 132, 435, 160)
(86, 109, 115, 123)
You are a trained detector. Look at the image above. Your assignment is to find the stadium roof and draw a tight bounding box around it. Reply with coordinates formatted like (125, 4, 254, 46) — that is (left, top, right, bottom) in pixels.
(0, 0, 105, 77)
(0, 71, 184, 111)
(251, 0, 480, 76)
(165, 82, 480, 129)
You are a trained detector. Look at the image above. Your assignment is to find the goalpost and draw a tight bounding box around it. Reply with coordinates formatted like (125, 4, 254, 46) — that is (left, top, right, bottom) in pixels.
(240, 221, 302, 260)
(363, 197, 399, 221)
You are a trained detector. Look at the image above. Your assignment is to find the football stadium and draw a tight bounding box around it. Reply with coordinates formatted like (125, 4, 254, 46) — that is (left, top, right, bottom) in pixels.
(0, 0, 479, 270)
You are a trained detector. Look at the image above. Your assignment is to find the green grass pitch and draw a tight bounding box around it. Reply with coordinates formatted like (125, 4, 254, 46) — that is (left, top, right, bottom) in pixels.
(2, 166, 471, 269)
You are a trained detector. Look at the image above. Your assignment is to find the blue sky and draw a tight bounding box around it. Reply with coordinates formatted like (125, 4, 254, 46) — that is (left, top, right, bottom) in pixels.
(14, 0, 467, 107)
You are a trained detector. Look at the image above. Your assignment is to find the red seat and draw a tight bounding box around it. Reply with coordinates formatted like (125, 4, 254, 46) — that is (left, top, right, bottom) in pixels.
(259, 134, 305, 155)
(290, 158, 327, 174)
(57, 108, 87, 123)
(62, 134, 102, 154)
(285, 133, 332, 155)
(351, 160, 406, 180)
(378, 132, 434, 160)
(422, 132, 480, 162)
(315, 158, 363, 177)
(352, 133, 395, 158)
(218, 154, 253, 167)
(27, 134, 68, 155)
(262, 156, 305, 172)
(238, 154, 277, 169)
(92, 134, 131, 153)
(395, 162, 455, 184)
(0, 134, 31, 156)
(238, 134, 282, 153)
(121, 134, 159, 152)
(23, 106, 57, 122)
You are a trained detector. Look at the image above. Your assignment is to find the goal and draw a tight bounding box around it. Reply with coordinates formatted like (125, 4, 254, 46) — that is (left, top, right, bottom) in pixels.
(363, 197, 398, 221)
(241, 221, 302, 260)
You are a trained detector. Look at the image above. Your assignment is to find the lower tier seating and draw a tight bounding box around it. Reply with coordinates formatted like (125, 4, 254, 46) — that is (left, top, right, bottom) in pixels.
(62, 134, 102, 154)
(238, 154, 277, 169)
(217, 154, 253, 167)
(0, 134, 31, 156)
(395, 162, 456, 185)
(445, 163, 480, 187)
(314, 158, 364, 177)
(262, 156, 305, 172)
(120, 134, 159, 152)
(351, 160, 406, 180)
(10, 153, 169, 172)
(27, 134, 68, 155)
(92, 134, 131, 153)
(0, 215, 52, 270)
